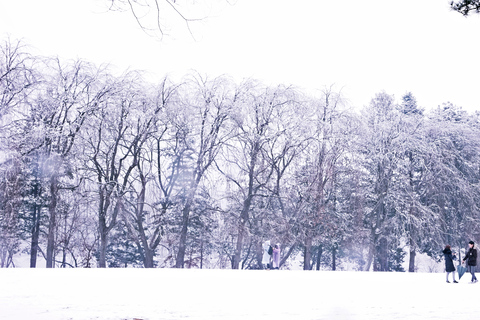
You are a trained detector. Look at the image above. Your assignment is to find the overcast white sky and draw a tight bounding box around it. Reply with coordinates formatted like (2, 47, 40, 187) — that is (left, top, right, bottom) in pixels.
(1, 0, 479, 111)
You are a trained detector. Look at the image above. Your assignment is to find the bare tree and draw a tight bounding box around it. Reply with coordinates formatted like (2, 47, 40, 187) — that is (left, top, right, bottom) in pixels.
(0, 38, 36, 122)
(174, 74, 239, 268)
(216, 83, 299, 269)
(121, 78, 179, 268)
(285, 88, 354, 270)
(105, 0, 225, 38)
(21, 59, 111, 267)
(0, 158, 23, 268)
(0, 38, 38, 267)
(83, 73, 170, 267)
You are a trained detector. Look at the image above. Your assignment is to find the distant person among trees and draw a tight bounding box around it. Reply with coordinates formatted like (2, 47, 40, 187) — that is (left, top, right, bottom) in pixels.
(262, 240, 272, 270)
(272, 244, 281, 270)
(443, 245, 458, 283)
(462, 241, 478, 284)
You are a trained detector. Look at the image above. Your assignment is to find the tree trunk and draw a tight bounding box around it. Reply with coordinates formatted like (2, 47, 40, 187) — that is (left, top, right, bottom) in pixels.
(98, 192, 110, 268)
(232, 196, 253, 269)
(46, 175, 58, 268)
(135, 173, 155, 268)
(175, 200, 193, 268)
(200, 238, 204, 269)
(30, 203, 40, 268)
(332, 245, 337, 271)
(364, 229, 377, 271)
(97, 189, 122, 268)
(279, 244, 296, 268)
(303, 237, 312, 270)
(232, 141, 261, 270)
(407, 202, 416, 273)
(0, 250, 5, 268)
(378, 237, 388, 271)
(144, 248, 154, 268)
(408, 237, 416, 272)
(98, 227, 107, 268)
(256, 241, 263, 270)
(175, 165, 204, 269)
(232, 221, 246, 269)
(316, 245, 323, 271)
(61, 248, 67, 268)
(408, 248, 416, 272)
(365, 195, 386, 271)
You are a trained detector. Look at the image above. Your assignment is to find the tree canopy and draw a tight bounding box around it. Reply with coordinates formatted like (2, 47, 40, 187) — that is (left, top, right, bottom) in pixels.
(451, 0, 480, 15)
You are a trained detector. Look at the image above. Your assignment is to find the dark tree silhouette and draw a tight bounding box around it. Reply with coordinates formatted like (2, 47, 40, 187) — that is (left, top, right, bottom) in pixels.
(451, 0, 480, 15)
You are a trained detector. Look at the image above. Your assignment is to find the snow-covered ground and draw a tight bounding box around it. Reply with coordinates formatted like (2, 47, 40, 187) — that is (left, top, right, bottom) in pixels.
(0, 268, 477, 320)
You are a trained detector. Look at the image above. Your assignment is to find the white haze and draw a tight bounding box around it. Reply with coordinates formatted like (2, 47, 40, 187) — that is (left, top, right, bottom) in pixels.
(0, 0, 479, 111)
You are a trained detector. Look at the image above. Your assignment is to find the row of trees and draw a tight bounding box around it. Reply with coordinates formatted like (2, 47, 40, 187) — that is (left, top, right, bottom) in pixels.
(1, 39, 479, 270)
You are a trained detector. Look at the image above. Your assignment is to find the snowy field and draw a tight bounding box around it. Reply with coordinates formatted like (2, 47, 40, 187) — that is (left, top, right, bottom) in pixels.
(0, 268, 477, 320)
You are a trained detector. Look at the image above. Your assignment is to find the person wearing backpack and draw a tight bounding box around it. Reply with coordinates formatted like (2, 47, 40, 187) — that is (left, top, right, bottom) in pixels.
(443, 245, 458, 283)
(462, 241, 478, 284)
(262, 240, 272, 270)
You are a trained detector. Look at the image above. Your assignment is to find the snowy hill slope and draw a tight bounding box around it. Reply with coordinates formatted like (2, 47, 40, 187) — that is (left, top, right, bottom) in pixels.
(0, 268, 476, 320)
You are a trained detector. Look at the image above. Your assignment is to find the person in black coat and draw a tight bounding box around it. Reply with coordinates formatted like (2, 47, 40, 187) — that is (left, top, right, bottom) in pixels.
(462, 241, 478, 284)
(443, 245, 458, 283)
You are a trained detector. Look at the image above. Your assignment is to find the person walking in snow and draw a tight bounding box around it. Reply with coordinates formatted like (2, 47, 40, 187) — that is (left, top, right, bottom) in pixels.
(443, 245, 457, 283)
(462, 241, 478, 284)
(272, 244, 281, 270)
(262, 240, 272, 269)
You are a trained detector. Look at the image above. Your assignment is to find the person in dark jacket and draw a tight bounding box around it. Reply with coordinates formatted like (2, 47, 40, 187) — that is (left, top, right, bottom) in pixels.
(443, 245, 458, 283)
(462, 241, 478, 283)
